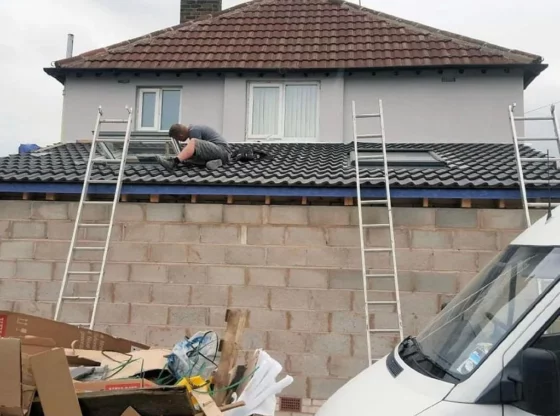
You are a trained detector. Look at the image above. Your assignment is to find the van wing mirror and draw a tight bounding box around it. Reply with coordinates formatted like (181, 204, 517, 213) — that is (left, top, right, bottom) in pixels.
(522, 348, 560, 416)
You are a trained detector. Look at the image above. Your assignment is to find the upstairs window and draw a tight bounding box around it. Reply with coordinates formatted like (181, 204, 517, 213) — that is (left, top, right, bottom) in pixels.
(137, 88, 181, 131)
(247, 82, 319, 141)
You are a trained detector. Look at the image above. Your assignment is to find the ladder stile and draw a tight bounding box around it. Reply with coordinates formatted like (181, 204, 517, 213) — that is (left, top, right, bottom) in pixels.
(509, 102, 560, 228)
(55, 105, 133, 330)
(352, 100, 372, 366)
(508, 103, 532, 227)
(352, 99, 404, 366)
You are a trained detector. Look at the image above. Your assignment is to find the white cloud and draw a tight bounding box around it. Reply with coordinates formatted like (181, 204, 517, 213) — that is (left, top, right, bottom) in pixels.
(0, 0, 558, 156)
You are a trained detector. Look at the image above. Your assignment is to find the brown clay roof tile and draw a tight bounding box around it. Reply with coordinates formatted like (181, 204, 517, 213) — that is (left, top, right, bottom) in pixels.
(53, 0, 541, 71)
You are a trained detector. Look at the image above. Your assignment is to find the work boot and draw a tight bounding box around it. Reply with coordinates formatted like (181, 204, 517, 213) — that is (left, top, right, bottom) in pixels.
(206, 159, 223, 171)
(156, 155, 177, 172)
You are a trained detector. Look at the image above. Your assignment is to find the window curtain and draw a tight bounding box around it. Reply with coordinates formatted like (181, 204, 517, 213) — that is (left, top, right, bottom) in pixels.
(284, 85, 318, 138)
(251, 86, 280, 136)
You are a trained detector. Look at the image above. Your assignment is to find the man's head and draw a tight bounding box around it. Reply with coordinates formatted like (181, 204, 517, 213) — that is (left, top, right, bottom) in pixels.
(168, 123, 189, 142)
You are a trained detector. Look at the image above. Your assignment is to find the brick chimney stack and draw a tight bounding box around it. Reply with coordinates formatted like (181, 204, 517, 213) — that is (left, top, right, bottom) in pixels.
(180, 0, 222, 23)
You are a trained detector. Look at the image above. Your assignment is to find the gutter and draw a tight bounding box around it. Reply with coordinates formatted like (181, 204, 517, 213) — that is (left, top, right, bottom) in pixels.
(43, 63, 548, 89)
(0, 182, 559, 200)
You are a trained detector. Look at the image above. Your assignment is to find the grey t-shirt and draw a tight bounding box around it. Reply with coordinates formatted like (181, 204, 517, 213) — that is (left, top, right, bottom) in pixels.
(188, 124, 229, 148)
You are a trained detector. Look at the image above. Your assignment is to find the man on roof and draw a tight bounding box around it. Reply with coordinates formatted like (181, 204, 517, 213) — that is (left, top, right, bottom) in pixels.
(156, 123, 231, 171)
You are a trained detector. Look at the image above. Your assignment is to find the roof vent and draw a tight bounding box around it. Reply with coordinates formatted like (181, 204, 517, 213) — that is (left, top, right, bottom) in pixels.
(279, 397, 302, 412)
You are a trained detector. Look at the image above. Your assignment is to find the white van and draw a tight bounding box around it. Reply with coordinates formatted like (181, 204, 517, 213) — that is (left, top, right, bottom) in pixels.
(317, 207, 560, 416)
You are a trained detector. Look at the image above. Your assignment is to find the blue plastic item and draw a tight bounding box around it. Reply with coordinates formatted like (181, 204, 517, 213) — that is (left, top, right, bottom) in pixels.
(18, 144, 40, 154)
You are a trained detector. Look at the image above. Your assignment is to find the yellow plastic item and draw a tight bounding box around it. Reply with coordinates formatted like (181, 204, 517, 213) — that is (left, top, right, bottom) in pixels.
(177, 376, 211, 408)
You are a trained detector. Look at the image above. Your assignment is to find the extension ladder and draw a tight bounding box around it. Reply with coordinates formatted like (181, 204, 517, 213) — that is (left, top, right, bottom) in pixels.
(508, 103, 560, 227)
(54, 106, 133, 329)
(351, 99, 404, 365)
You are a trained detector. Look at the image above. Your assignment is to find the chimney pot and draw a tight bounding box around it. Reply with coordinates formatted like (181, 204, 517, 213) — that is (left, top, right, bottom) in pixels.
(180, 0, 222, 23)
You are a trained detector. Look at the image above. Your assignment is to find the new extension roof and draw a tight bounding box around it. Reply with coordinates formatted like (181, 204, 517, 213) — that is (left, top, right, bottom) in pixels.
(1, 142, 559, 199)
(46, 0, 545, 85)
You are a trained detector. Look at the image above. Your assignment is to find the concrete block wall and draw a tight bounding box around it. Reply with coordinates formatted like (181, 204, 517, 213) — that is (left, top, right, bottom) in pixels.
(0, 201, 537, 412)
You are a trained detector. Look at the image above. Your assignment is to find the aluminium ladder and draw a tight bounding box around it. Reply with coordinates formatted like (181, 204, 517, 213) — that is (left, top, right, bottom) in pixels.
(508, 103, 560, 297)
(352, 99, 404, 366)
(508, 103, 560, 228)
(54, 106, 133, 330)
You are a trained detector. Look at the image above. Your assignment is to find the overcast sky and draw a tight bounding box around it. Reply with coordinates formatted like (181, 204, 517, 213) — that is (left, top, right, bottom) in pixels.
(0, 0, 558, 156)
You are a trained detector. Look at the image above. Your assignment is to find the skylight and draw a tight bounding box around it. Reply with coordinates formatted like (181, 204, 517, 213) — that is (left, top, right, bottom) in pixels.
(349, 150, 446, 168)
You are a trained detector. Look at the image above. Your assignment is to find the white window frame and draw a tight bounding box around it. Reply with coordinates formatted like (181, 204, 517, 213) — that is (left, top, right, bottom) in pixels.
(246, 81, 320, 142)
(136, 87, 182, 132)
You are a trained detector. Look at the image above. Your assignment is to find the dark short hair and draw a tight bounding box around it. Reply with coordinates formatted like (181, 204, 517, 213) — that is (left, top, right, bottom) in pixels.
(168, 124, 184, 138)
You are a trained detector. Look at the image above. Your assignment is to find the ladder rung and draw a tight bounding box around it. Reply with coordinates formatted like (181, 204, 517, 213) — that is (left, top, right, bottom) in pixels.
(528, 202, 560, 208)
(525, 180, 560, 185)
(97, 138, 126, 143)
(520, 157, 560, 162)
(89, 180, 118, 184)
(357, 134, 383, 139)
(518, 137, 559, 142)
(74, 247, 105, 251)
(362, 223, 390, 228)
(367, 301, 397, 305)
(360, 177, 385, 182)
(79, 223, 110, 227)
(356, 113, 380, 118)
(92, 158, 122, 164)
(369, 329, 400, 333)
(62, 296, 96, 301)
(100, 119, 128, 124)
(68, 271, 100, 275)
(83, 201, 113, 205)
(515, 116, 554, 121)
(358, 156, 384, 160)
(364, 248, 392, 252)
(361, 200, 387, 205)
(366, 273, 394, 278)
(68, 323, 90, 327)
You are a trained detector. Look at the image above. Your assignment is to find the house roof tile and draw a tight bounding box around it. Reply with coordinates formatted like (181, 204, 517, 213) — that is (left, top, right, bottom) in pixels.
(1, 142, 559, 190)
(51, 0, 542, 72)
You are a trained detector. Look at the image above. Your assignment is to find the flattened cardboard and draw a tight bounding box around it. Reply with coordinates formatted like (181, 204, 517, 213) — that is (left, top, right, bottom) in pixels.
(73, 379, 158, 393)
(120, 407, 142, 416)
(0, 338, 22, 416)
(19, 337, 100, 366)
(0, 311, 148, 352)
(190, 390, 223, 416)
(30, 348, 82, 416)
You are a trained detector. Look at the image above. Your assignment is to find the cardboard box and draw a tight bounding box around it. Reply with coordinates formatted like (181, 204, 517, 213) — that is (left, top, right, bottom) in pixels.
(73, 379, 158, 393)
(0, 311, 148, 353)
(0, 339, 35, 416)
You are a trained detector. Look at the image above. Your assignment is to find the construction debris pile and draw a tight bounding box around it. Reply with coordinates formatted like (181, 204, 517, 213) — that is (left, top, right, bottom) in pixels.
(0, 309, 293, 416)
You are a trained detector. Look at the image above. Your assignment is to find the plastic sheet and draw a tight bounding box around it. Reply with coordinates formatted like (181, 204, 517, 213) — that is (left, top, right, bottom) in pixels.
(226, 349, 294, 416)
